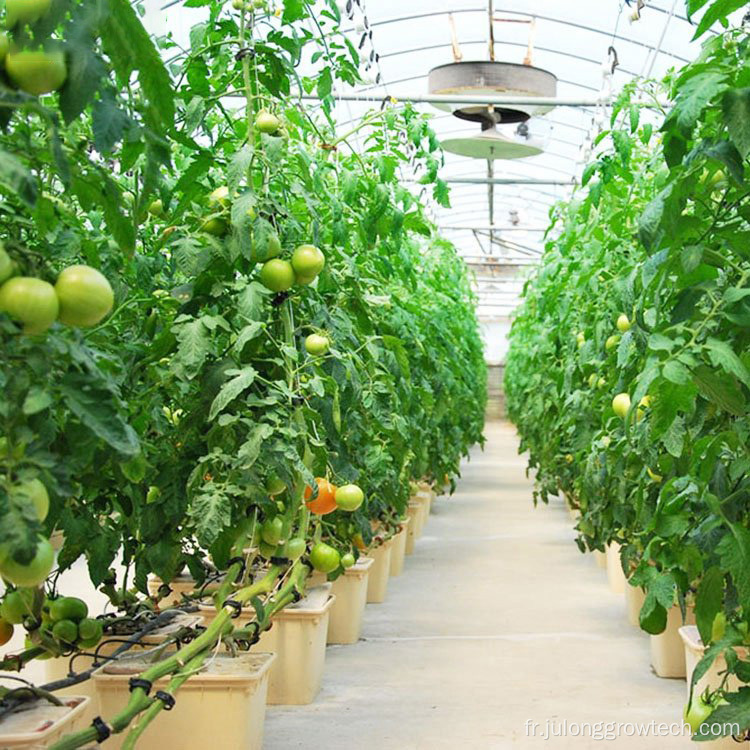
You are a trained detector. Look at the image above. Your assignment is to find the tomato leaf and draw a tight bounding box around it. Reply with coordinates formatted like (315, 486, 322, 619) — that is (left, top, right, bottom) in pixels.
(208, 367, 257, 421)
(692, 366, 745, 416)
(189, 490, 232, 547)
(60, 374, 140, 457)
(722, 88, 750, 159)
(695, 567, 725, 645)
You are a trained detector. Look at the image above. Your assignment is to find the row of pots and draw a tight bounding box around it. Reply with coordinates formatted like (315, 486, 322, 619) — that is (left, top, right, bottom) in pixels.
(574, 502, 743, 749)
(4, 489, 436, 748)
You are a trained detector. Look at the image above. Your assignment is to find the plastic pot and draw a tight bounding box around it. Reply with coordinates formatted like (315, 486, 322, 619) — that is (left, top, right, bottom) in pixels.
(405, 502, 421, 555)
(366, 538, 393, 604)
(94, 651, 274, 750)
(680, 625, 745, 748)
(650, 604, 695, 678)
(625, 582, 646, 628)
(389, 519, 409, 577)
(255, 584, 334, 705)
(593, 549, 607, 569)
(308, 559, 373, 644)
(0, 696, 90, 748)
(606, 542, 626, 595)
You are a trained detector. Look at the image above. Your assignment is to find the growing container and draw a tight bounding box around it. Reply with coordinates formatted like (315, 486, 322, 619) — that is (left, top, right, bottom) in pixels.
(93, 652, 275, 750)
(366, 538, 393, 603)
(310, 558, 373, 644)
(405, 502, 421, 555)
(650, 604, 695, 678)
(592, 549, 607, 569)
(625, 582, 646, 628)
(254, 584, 334, 705)
(0, 696, 90, 749)
(680, 626, 745, 748)
(606, 542, 626, 594)
(389, 519, 409, 577)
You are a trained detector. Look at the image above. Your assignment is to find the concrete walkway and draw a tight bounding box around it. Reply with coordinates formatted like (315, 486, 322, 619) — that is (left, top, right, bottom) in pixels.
(264, 421, 688, 749)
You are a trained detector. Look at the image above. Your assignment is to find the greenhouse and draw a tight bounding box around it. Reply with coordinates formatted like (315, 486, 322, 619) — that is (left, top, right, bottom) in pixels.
(0, 0, 748, 747)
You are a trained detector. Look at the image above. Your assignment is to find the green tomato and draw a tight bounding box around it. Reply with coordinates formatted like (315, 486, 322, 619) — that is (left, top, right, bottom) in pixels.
(335, 484, 364, 512)
(55, 265, 114, 327)
(340, 553, 355, 569)
(605, 334, 620, 351)
(587, 373, 597, 388)
(6, 0, 52, 27)
(5, 48, 67, 96)
(0, 537, 55, 587)
(684, 694, 714, 734)
(284, 538, 306, 561)
(52, 618, 78, 646)
(208, 186, 230, 207)
(260, 516, 284, 546)
(616, 314, 631, 333)
(309, 542, 340, 574)
(77, 617, 103, 645)
(258, 541, 276, 559)
(0, 33, 8, 62)
(1, 588, 35, 624)
(291, 244, 325, 278)
(200, 217, 229, 237)
(49, 596, 88, 623)
(612, 393, 631, 419)
(0, 243, 13, 284)
(12, 478, 49, 521)
(260, 259, 295, 292)
(255, 110, 280, 134)
(305, 334, 330, 356)
(0, 277, 59, 334)
(148, 199, 164, 217)
(265, 475, 286, 496)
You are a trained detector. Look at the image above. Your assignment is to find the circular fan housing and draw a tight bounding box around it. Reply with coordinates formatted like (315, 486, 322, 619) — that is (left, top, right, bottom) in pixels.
(441, 127, 543, 160)
(429, 61, 558, 124)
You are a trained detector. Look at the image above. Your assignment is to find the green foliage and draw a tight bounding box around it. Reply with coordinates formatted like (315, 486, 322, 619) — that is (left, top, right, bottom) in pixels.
(506, 20, 750, 733)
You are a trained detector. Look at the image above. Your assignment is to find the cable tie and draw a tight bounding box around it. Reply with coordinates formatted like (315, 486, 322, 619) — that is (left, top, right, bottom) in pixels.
(155, 690, 176, 711)
(224, 599, 243, 618)
(92, 716, 112, 742)
(128, 677, 152, 695)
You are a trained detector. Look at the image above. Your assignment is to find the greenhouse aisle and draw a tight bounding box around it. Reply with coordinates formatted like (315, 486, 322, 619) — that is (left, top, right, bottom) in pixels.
(264, 421, 687, 749)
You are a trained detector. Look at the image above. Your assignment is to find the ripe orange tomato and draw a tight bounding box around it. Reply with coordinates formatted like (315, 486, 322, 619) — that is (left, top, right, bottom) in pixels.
(304, 478, 337, 515)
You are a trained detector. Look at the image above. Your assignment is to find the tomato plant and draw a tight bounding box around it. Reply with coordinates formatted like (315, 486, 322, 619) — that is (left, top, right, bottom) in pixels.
(0, 1, 486, 746)
(506, 6, 750, 738)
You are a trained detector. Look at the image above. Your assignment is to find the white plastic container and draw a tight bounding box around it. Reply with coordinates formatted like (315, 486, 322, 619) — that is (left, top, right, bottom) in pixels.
(680, 626, 744, 748)
(310, 559, 372, 644)
(606, 542, 626, 594)
(0, 696, 90, 748)
(625, 582, 646, 627)
(94, 651, 275, 750)
(389, 519, 409, 577)
(593, 549, 607, 569)
(366, 538, 393, 603)
(405, 502, 421, 555)
(255, 584, 334, 704)
(651, 604, 695, 678)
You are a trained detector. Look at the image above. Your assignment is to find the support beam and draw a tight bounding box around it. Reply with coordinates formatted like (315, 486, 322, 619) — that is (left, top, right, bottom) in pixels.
(445, 177, 576, 186)
(440, 225, 548, 231)
(299, 93, 621, 108)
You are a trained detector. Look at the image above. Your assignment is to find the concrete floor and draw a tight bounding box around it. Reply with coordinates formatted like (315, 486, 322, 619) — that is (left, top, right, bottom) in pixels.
(264, 421, 689, 750)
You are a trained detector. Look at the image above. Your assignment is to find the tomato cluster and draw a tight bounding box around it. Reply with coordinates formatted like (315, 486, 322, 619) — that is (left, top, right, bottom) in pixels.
(0, 255, 113, 334)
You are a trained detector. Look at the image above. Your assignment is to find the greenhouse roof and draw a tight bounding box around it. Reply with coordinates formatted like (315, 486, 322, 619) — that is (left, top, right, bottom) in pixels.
(146, 1, 738, 318)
